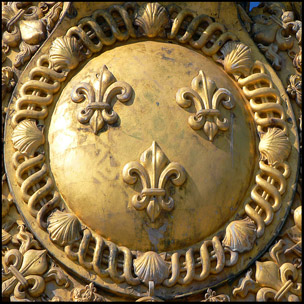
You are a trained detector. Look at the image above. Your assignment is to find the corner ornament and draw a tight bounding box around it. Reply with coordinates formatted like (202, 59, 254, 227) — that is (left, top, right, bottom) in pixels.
(122, 141, 186, 222)
(176, 71, 235, 141)
(71, 65, 133, 134)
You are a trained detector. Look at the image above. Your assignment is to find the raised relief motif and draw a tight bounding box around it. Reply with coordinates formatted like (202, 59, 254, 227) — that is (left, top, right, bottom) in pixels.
(133, 251, 169, 285)
(47, 210, 82, 247)
(201, 288, 230, 302)
(12, 119, 45, 157)
(249, 3, 301, 71)
(218, 41, 253, 79)
(176, 71, 235, 141)
(2, 2, 63, 68)
(135, 2, 169, 38)
(233, 240, 302, 301)
(3, 2, 300, 301)
(71, 65, 133, 134)
(2, 221, 69, 301)
(222, 217, 257, 253)
(70, 282, 105, 302)
(122, 141, 186, 222)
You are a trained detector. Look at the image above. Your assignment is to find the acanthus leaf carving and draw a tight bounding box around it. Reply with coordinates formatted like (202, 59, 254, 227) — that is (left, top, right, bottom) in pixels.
(122, 141, 186, 222)
(71, 65, 133, 134)
(176, 70, 235, 141)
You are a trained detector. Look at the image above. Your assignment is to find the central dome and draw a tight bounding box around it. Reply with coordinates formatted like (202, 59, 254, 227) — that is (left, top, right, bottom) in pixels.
(48, 41, 257, 252)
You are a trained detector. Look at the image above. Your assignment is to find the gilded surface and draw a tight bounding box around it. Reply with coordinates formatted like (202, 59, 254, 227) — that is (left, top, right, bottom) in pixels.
(2, 2, 301, 302)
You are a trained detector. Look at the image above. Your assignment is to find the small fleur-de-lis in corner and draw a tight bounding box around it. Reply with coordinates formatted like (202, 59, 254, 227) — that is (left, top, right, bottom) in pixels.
(71, 65, 133, 134)
(122, 141, 187, 222)
(176, 71, 235, 141)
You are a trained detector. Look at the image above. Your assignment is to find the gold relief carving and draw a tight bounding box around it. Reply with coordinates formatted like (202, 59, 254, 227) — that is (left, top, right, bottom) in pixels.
(122, 141, 187, 222)
(133, 251, 169, 285)
(2, 66, 16, 99)
(284, 206, 302, 259)
(222, 217, 257, 253)
(136, 281, 164, 302)
(2, 2, 63, 68)
(218, 41, 253, 79)
(287, 74, 302, 107)
(176, 71, 235, 141)
(70, 282, 105, 302)
(49, 36, 83, 71)
(249, 3, 302, 71)
(259, 127, 291, 165)
(11, 54, 68, 128)
(12, 119, 45, 157)
(167, 9, 237, 56)
(3, 2, 299, 300)
(201, 288, 230, 302)
(233, 240, 302, 301)
(47, 210, 82, 247)
(134, 2, 169, 38)
(12, 151, 61, 227)
(237, 60, 287, 133)
(2, 221, 69, 301)
(71, 65, 133, 134)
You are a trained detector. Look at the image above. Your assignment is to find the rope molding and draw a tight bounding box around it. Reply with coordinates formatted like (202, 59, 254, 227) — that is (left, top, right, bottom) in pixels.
(9, 2, 292, 290)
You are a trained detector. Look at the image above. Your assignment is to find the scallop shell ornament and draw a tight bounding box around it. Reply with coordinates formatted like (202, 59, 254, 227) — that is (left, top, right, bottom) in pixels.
(12, 119, 45, 156)
(133, 251, 169, 285)
(222, 217, 257, 253)
(49, 36, 82, 71)
(134, 3, 169, 38)
(219, 41, 253, 78)
(47, 210, 82, 246)
(259, 127, 291, 166)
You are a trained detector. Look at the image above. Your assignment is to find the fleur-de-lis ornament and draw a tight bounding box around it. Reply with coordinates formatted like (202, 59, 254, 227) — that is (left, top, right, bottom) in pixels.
(122, 141, 187, 222)
(176, 71, 235, 141)
(71, 65, 133, 134)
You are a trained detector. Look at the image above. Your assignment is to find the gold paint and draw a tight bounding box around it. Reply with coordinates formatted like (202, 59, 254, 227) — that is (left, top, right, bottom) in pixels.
(2, 2, 301, 301)
(122, 141, 186, 222)
(176, 70, 235, 141)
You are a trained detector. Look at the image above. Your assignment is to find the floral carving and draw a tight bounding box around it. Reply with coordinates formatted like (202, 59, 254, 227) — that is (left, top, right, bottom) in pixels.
(70, 282, 105, 302)
(218, 41, 253, 78)
(250, 3, 301, 71)
(12, 119, 45, 157)
(134, 251, 169, 285)
(233, 240, 302, 301)
(259, 127, 291, 166)
(135, 2, 169, 38)
(284, 206, 302, 259)
(2, 2, 63, 68)
(122, 141, 186, 222)
(71, 65, 133, 134)
(222, 217, 257, 253)
(47, 210, 82, 246)
(287, 74, 302, 107)
(201, 288, 230, 302)
(176, 71, 235, 141)
(2, 66, 16, 99)
(2, 221, 69, 301)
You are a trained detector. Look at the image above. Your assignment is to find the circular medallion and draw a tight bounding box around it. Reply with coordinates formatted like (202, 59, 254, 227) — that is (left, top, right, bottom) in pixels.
(4, 2, 299, 300)
(49, 41, 256, 252)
